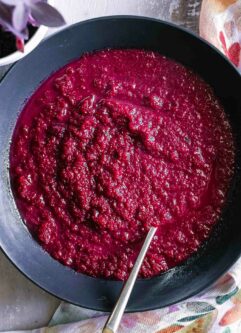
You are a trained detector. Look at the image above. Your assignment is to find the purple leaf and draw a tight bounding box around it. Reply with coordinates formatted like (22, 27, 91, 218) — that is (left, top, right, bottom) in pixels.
(12, 3, 29, 31)
(0, 23, 28, 40)
(0, 3, 28, 39)
(0, 0, 20, 5)
(30, 2, 65, 27)
(28, 13, 38, 27)
(1, 0, 39, 5)
(0, 0, 64, 42)
(0, 2, 12, 26)
(25, 0, 42, 5)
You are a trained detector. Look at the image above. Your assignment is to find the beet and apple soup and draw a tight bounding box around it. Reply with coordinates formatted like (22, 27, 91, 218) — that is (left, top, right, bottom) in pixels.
(10, 49, 234, 280)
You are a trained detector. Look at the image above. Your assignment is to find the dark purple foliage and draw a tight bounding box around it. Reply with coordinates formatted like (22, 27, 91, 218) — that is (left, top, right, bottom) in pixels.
(0, 0, 65, 51)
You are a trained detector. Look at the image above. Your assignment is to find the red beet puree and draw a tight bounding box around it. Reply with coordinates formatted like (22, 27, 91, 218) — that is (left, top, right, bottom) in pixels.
(10, 49, 235, 280)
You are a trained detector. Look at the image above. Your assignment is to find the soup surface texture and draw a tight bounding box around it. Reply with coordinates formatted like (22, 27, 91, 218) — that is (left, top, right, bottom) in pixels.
(10, 49, 234, 280)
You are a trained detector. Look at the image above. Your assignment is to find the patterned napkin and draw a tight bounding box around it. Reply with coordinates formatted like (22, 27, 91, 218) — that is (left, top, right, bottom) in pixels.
(200, 0, 241, 71)
(2, 257, 241, 333)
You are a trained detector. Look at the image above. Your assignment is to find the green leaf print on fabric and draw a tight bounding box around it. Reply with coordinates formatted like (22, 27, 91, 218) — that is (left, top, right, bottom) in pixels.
(186, 302, 215, 313)
(216, 287, 239, 305)
(178, 314, 205, 322)
(222, 327, 231, 333)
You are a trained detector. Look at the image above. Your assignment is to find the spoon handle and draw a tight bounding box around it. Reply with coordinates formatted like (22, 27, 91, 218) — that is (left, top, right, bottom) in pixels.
(102, 227, 157, 333)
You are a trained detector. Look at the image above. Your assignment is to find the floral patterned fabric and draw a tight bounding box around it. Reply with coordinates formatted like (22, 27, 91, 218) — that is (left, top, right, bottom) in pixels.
(200, 0, 241, 71)
(2, 258, 241, 333)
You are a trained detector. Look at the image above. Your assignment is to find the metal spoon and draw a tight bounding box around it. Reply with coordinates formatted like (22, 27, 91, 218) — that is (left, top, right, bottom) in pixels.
(102, 226, 157, 333)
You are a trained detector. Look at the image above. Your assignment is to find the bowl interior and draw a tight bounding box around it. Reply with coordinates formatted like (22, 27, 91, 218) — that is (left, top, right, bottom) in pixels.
(0, 16, 241, 312)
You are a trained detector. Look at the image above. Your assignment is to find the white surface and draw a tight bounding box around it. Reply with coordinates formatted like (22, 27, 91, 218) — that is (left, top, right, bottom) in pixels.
(0, 254, 59, 330)
(0, 0, 201, 331)
(47, 0, 200, 36)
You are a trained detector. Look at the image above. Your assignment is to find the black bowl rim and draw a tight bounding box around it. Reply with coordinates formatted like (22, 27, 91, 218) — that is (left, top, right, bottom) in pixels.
(0, 15, 241, 312)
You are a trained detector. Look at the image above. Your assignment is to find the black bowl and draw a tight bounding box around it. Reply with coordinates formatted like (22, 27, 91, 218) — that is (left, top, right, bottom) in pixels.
(0, 16, 241, 312)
